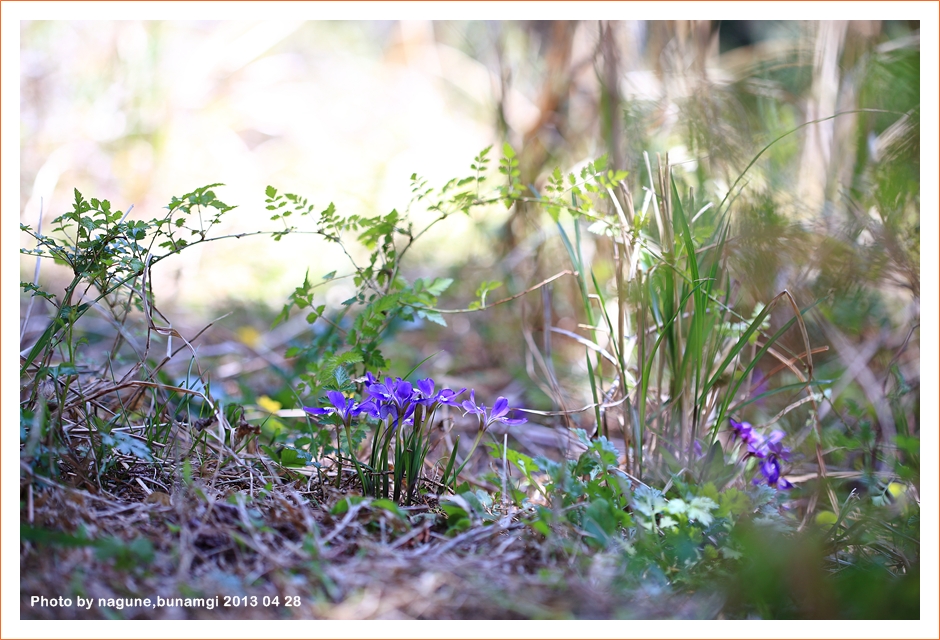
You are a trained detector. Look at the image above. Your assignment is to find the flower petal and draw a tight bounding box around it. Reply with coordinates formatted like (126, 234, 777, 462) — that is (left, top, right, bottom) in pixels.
(416, 378, 435, 398)
(393, 379, 414, 404)
(303, 406, 329, 415)
(354, 400, 379, 418)
(490, 397, 510, 419)
(327, 390, 348, 413)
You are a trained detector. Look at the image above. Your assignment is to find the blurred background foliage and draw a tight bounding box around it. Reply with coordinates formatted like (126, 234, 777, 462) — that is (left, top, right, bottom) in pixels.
(21, 18, 920, 503)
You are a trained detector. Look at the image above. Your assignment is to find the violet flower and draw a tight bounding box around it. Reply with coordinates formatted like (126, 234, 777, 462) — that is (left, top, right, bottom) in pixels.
(415, 378, 465, 407)
(728, 418, 792, 490)
(462, 393, 527, 430)
(303, 390, 371, 421)
(729, 418, 755, 447)
(755, 455, 793, 489)
(367, 377, 415, 411)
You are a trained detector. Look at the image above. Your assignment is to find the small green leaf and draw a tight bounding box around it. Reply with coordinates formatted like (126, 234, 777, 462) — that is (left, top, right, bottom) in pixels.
(425, 277, 453, 296)
(416, 309, 446, 326)
(330, 495, 365, 516)
(441, 502, 468, 519)
(21, 525, 95, 547)
(372, 499, 408, 519)
(717, 488, 752, 518)
(529, 518, 551, 537)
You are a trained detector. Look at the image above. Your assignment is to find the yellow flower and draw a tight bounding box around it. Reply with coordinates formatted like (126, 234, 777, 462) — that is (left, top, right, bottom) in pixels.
(236, 325, 261, 348)
(257, 395, 282, 414)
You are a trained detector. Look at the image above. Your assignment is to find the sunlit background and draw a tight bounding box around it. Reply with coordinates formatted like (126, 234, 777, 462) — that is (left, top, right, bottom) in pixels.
(10, 11, 937, 627)
(18, 16, 925, 409)
(19, 18, 922, 312)
(20, 20, 511, 309)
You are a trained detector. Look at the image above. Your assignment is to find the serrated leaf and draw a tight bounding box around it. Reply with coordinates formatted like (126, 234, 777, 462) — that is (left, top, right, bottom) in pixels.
(665, 498, 688, 516)
(686, 496, 718, 526)
(416, 309, 446, 326)
(332, 365, 351, 389)
(631, 485, 666, 518)
(425, 277, 453, 296)
(718, 488, 752, 518)
(373, 293, 401, 313)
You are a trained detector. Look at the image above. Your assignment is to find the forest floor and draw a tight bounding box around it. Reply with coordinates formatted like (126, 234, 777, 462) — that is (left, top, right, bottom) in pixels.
(20, 453, 721, 621)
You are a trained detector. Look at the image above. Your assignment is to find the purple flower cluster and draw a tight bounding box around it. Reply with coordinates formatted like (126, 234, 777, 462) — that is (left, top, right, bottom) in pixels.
(303, 373, 526, 432)
(359, 374, 466, 430)
(729, 418, 792, 489)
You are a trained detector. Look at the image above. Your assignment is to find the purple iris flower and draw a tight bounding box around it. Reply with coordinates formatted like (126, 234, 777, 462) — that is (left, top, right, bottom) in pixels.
(379, 400, 416, 430)
(462, 393, 527, 429)
(489, 397, 527, 426)
(303, 390, 370, 421)
(746, 429, 792, 464)
(754, 455, 793, 489)
(461, 390, 484, 416)
(436, 388, 463, 406)
(415, 378, 466, 407)
(367, 377, 415, 410)
(356, 399, 380, 419)
(729, 418, 755, 447)
(394, 379, 414, 406)
(415, 378, 437, 403)
(729, 418, 792, 490)
(366, 377, 394, 404)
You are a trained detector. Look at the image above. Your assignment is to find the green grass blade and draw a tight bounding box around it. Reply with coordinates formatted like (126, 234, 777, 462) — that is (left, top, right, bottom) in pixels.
(585, 348, 604, 439)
